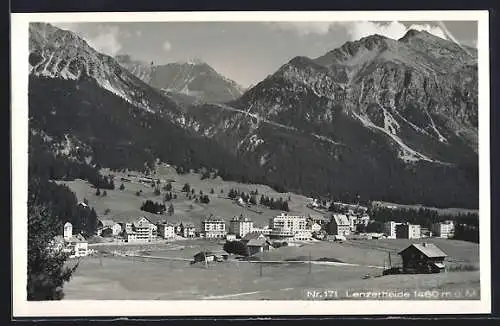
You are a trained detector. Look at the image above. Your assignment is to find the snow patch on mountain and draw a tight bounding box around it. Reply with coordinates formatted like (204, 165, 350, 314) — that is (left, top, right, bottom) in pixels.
(312, 134, 344, 146)
(351, 111, 440, 163)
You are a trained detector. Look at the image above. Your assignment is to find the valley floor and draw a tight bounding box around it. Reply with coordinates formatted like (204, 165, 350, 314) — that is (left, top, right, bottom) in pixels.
(62, 238, 480, 300)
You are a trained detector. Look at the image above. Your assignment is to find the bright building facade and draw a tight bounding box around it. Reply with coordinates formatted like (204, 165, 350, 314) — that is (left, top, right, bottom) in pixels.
(269, 213, 307, 239)
(229, 215, 254, 238)
(431, 221, 455, 239)
(157, 223, 176, 239)
(396, 223, 421, 239)
(327, 214, 351, 236)
(384, 221, 402, 239)
(201, 216, 227, 239)
(125, 217, 158, 242)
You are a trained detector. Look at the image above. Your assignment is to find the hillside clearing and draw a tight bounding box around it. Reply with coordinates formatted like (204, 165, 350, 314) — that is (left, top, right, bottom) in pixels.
(57, 164, 320, 227)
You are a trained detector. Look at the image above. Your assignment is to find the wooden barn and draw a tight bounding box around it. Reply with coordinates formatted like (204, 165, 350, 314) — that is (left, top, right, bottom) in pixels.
(398, 243, 447, 274)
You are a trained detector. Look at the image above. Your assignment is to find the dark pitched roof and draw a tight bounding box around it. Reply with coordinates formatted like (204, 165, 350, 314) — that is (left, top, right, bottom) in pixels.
(399, 243, 447, 258)
(242, 231, 267, 241)
(246, 238, 267, 247)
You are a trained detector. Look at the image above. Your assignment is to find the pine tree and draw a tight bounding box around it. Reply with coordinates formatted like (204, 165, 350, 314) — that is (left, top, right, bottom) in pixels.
(89, 208, 98, 235)
(27, 179, 79, 300)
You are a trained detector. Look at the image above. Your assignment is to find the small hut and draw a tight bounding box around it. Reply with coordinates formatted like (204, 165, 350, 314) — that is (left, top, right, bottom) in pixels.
(398, 243, 447, 274)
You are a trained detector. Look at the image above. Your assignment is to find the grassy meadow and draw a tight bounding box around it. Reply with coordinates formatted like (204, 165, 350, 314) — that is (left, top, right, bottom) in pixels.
(57, 164, 320, 228)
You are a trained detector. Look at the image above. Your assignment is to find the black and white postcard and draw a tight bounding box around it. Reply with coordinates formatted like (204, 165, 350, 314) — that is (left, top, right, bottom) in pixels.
(11, 10, 491, 317)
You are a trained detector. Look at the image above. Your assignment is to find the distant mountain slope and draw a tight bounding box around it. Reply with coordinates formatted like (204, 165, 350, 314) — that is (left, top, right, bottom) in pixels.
(28, 23, 479, 209)
(184, 30, 479, 208)
(115, 55, 244, 104)
(28, 23, 260, 183)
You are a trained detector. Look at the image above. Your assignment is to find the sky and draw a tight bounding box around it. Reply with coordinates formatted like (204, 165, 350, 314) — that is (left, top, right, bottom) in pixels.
(53, 21, 477, 88)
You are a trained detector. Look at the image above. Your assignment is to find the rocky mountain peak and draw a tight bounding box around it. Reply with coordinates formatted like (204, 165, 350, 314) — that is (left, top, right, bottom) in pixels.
(115, 56, 244, 103)
(399, 28, 445, 43)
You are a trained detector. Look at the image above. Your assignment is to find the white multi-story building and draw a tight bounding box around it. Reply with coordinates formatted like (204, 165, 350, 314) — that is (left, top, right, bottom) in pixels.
(157, 223, 176, 239)
(384, 221, 402, 239)
(125, 217, 157, 242)
(269, 213, 307, 239)
(182, 224, 196, 238)
(251, 225, 272, 236)
(201, 216, 227, 239)
(396, 223, 421, 239)
(229, 215, 254, 238)
(431, 221, 455, 239)
(327, 214, 351, 236)
(294, 229, 314, 241)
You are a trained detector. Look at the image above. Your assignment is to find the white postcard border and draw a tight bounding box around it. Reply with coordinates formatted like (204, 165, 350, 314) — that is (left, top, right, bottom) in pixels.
(11, 10, 491, 317)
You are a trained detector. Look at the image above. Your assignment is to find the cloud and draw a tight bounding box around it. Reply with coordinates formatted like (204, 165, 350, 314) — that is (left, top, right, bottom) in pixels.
(264, 22, 334, 36)
(52, 22, 80, 31)
(51, 23, 123, 56)
(85, 26, 123, 56)
(342, 21, 447, 41)
(264, 21, 448, 41)
(162, 40, 172, 52)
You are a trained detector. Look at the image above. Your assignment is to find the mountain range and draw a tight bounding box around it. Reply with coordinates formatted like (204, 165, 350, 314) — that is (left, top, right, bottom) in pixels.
(27, 22, 479, 208)
(114, 55, 244, 104)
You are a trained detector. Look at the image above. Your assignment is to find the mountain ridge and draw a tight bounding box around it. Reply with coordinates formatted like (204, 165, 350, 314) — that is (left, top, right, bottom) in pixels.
(114, 55, 245, 104)
(28, 23, 479, 209)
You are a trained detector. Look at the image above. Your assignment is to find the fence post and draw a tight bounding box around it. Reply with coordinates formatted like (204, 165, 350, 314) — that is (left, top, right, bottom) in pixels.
(308, 251, 312, 274)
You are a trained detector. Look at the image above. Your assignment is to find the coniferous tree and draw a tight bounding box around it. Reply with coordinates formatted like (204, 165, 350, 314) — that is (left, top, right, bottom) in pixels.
(27, 178, 79, 300)
(88, 208, 98, 235)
